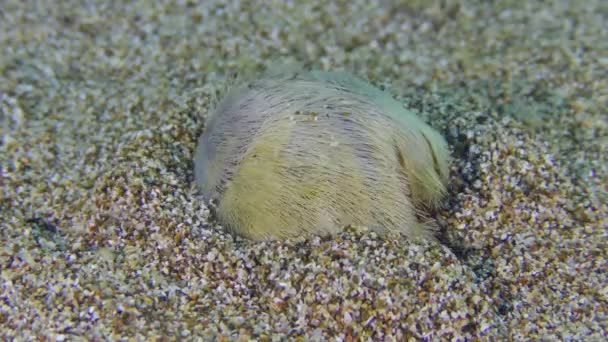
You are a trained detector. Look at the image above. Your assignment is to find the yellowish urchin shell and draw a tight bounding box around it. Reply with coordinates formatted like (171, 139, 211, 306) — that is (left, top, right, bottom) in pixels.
(194, 70, 450, 241)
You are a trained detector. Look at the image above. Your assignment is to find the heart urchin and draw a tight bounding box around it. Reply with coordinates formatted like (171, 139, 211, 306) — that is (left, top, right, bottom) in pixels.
(194, 70, 450, 241)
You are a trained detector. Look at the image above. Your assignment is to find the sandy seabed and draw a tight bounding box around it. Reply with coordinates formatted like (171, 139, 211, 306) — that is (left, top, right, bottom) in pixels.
(1, 0, 606, 340)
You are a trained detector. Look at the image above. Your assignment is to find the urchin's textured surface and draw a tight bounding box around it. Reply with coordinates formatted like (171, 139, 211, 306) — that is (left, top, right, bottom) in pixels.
(195, 70, 449, 240)
(1, 0, 607, 341)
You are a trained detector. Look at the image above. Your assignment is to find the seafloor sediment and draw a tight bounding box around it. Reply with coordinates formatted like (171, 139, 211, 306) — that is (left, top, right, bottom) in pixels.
(1, 0, 606, 340)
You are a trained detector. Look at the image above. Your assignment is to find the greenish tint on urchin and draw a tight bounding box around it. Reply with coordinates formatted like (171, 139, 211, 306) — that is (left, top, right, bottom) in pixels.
(194, 69, 450, 241)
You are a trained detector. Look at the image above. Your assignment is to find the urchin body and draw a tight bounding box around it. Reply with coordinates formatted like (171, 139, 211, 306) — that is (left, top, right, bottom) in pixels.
(194, 70, 450, 240)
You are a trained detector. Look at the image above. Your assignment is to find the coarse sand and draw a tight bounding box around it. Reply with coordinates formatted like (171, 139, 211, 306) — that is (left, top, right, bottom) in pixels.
(1, 0, 606, 340)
